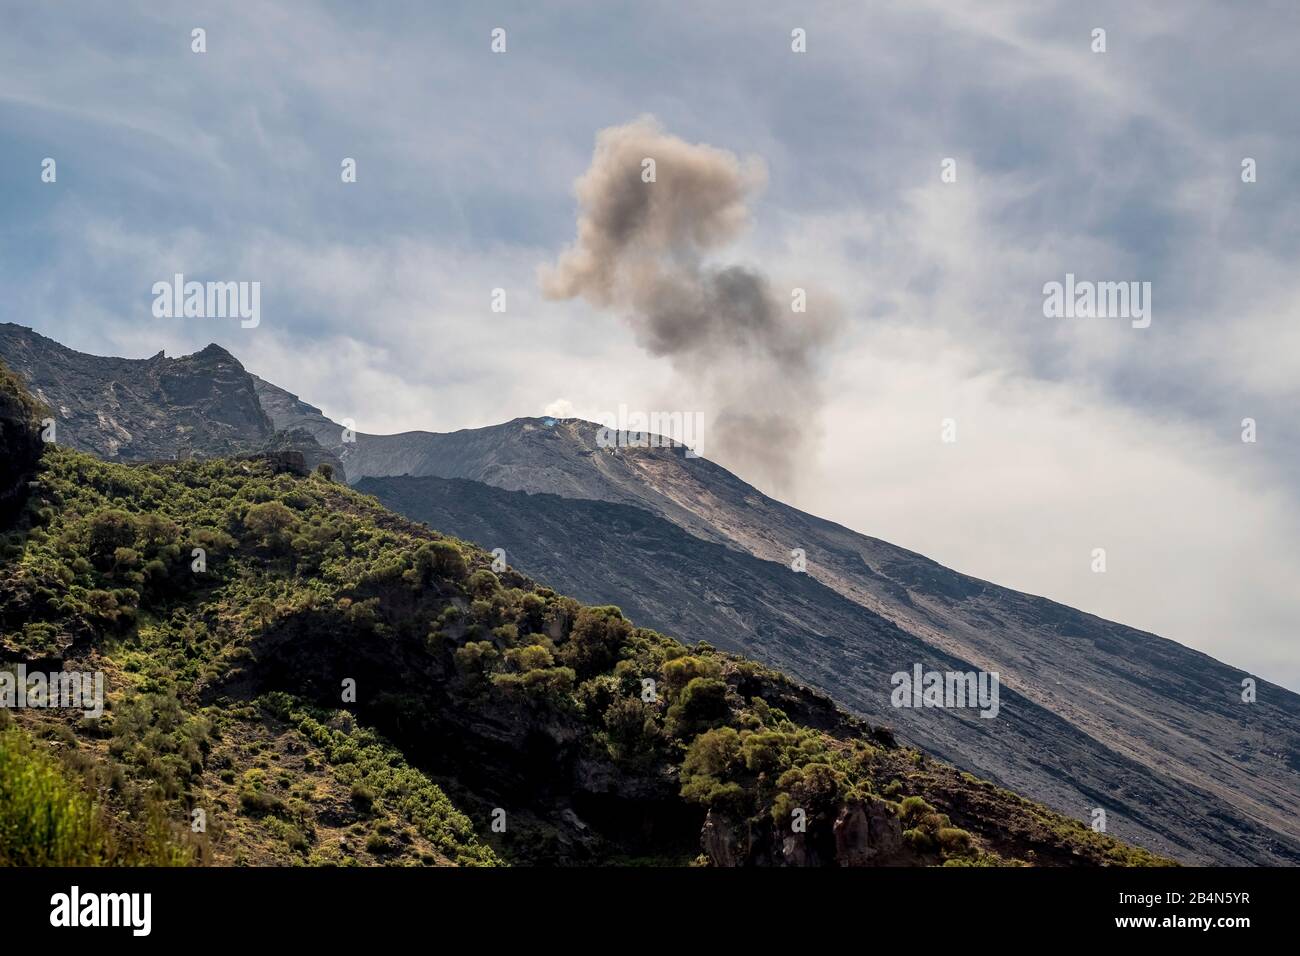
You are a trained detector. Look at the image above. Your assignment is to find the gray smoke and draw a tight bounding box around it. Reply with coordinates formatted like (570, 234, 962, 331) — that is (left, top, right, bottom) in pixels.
(541, 116, 840, 495)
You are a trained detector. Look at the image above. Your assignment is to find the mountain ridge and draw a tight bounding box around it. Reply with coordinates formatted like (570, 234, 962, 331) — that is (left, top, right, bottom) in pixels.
(2, 323, 1296, 865)
(0, 363, 1170, 867)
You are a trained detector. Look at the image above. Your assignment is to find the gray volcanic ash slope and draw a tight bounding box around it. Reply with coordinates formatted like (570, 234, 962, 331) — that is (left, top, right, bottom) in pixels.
(357, 471, 1300, 866)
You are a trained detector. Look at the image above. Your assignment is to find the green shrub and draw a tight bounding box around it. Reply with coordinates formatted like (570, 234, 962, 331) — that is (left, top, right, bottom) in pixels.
(0, 728, 108, 865)
(602, 696, 662, 758)
(898, 795, 934, 828)
(453, 641, 500, 687)
(243, 501, 297, 548)
(661, 655, 720, 700)
(86, 509, 138, 565)
(937, 826, 974, 855)
(350, 783, 376, 812)
(415, 541, 467, 582)
(665, 677, 729, 737)
(467, 569, 500, 597)
(239, 787, 287, 817)
(490, 665, 575, 697)
(505, 644, 554, 671)
(558, 606, 631, 678)
(771, 762, 846, 825)
(680, 727, 749, 812)
(903, 827, 935, 852)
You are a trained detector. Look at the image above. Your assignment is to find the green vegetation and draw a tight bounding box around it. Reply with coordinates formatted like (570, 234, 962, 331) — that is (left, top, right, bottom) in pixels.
(0, 724, 109, 865)
(0, 428, 1174, 866)
(0, 721, 187, 865)
(266, 693, 496, 866)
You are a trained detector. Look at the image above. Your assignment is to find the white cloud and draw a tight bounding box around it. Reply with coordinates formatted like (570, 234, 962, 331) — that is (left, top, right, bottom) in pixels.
(811, 337, 1300, 690)
(3, 0, 1296, 690)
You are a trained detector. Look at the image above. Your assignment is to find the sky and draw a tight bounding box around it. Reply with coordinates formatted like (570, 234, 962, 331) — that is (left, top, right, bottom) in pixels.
(2, 1, 1298, 689)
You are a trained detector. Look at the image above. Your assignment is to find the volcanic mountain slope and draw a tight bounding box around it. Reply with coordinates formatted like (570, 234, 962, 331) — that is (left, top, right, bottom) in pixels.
(0, 363, 1167, 867)
(3, 326, 1297, 865)
(247, 384, 1300, 867)
(252, 393, 1300, 868)
(359, 473, 1300, 866)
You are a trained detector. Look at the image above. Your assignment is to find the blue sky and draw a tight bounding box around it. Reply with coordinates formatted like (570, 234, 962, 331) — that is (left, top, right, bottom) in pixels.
(3, 1, 1298, 689)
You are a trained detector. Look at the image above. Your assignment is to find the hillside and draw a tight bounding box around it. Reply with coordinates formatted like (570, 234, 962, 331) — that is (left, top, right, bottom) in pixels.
(0, 365, 1166, 866)
(305, 407, 1300, 866)
(360, 473, 1300, 865)
(3, 326, 1295, 865)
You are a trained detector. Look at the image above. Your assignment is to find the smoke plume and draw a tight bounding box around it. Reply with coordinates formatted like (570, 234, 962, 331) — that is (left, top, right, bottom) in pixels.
(541, 116, 840, 495)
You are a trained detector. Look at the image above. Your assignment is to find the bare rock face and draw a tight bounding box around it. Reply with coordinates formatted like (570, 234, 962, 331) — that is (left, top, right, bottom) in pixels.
(780, 830, 817, 867)
(0, 324, 274, 462)
(700, 800, 904, 867)
(833, 803, 873, 866)
(0, 325, 343, 478)
(702, 810, 743, 867)
(834, 799, 903, 866)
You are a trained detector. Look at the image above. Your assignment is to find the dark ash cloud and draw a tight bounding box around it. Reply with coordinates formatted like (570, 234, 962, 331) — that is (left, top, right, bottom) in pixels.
(541, 116, 841, 493)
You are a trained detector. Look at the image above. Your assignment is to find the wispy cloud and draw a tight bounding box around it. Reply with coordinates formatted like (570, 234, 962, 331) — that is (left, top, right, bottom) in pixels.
(1, 0, 1296, 686)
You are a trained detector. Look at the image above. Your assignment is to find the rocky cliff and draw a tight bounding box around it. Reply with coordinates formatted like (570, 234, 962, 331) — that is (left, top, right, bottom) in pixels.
(0, 324, 341, 477)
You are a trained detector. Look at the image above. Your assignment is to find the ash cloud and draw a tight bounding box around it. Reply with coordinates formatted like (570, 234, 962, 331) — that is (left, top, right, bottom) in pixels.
(541, 116, 840, 495)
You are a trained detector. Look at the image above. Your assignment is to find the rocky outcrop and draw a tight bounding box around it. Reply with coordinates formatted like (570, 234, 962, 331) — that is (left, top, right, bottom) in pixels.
(0, 327, 350, 481)
(701, 810, 743, 867)
(834, 800, 903, 865)
(260, 428, 346, 481)
(0, 324, 274, 462)
(700, 798, 907, 867)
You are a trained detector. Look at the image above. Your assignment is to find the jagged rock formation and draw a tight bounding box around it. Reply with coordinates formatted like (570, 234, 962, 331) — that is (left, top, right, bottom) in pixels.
(0, 325, 273, 462)
(0, 325, 342, 479)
